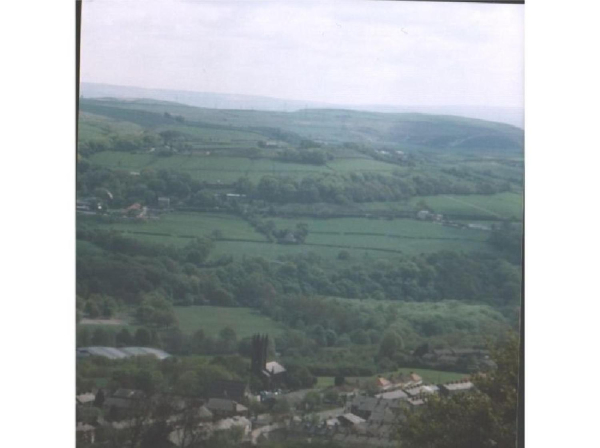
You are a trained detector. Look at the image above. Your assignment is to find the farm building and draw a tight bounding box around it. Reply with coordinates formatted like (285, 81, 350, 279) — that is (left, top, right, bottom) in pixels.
(338, 413, 366, 427)
(377, 377, 392, 389)
(403, 384, 439, 397)
(440, 380, 475, 396)
(76, 346, 171, 360)
(76, 392, 96, 406)
(375, 389, 409, 400)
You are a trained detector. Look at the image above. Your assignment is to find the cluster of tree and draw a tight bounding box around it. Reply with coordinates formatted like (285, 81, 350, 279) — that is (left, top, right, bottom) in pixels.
(76, 293, 118, 320)
(77, 164, 204, 209)
(244, 214, 309, 243)
(77, 326, 159, 349)
(77, 321, 242, 357)
(252, 171, 511, 205)
(78, 129, 192, 158)
(78, 157, 511, 219)
(277, 148, 332, 165)
(135, 294, 179, 329)
(78, 230, 521, 315)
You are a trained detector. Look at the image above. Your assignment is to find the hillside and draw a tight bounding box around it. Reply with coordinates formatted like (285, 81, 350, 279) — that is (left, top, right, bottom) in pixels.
(79, 98, 523, 154)
(81, 82, 524, 128)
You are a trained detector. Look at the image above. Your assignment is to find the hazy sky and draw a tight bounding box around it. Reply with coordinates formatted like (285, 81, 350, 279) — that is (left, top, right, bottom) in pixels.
(81, 0, 523, 108)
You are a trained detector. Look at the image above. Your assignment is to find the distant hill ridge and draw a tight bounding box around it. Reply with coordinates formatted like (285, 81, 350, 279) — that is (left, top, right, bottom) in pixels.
(80, 82, 524, 129)
(79, 97, 523, 153)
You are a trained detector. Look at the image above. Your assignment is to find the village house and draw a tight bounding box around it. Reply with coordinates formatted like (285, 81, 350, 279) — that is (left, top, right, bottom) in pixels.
(403, 384, 440, 398)
(124, 202, 148, 218)
(338, 413, 366, 427)
(375, 389, 409, 401)
(376, 376, 392, 390)
(440, 380, 475, 396)
(76, 392, 96, 406)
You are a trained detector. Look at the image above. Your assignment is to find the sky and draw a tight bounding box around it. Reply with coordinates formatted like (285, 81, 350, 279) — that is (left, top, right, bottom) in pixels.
(80, 0, 523, 108)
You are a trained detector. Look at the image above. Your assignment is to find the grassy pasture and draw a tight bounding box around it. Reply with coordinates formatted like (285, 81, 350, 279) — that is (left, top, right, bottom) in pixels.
(78, 112, 144, 141)
(82, 212, 494, 261)
(327, 158, 400, 173)
(271, 217, 491, 255)
(157, 124, 265, 143)
(174, 306, 286, 338)
(88, 152, 334, 182)
(271, 217, 489, 239)
(409, 192, 523, 220)
(86, 212, 266, 243)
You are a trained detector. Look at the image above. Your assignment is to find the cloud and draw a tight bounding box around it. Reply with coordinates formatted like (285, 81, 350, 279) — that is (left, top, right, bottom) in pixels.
(81, 0, 523, 107)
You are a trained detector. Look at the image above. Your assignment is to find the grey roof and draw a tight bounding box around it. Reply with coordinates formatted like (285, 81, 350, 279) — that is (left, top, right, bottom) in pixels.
(76, 393, 96, 404)
(442, 381, 474, 392)
(197, 405, 213, 419)
(339, 413, 366, 425)
(265, 361, 286, 375)
(77, 346, 170, 360)
(376, 389, 408, 400)
(408, 397, 425, 407)
(404, 385, 439, 397)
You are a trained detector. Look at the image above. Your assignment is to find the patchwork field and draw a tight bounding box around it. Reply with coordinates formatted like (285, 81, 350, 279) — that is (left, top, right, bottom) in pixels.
(81, 211, 495, 260)
(89, 152, 339, 182)
(173, 306, 286, 338)
(86, 212, 265, 244)
(271, 216, 492, 256)
(409, 192, 523, 220)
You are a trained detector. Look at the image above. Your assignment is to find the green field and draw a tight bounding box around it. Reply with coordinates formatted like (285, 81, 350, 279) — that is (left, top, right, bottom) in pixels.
(84, 212, 266, 245)
(88, 152, 335, 182)
(272, 217, 491, 255)
(409, 192, 523, 220)
(82, 212, 494, 260)
(174, 306, 286, 338)
(78, 112, 144, 141)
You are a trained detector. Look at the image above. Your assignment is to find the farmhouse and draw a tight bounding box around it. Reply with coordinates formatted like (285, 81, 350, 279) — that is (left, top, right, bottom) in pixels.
(376, 376, 392, 390)
(375, 389, 409, 400)
(76, 392, 96, 406)
(440, 380, 475, 396)
(338, 413, 366, 427)
(403, 384, 439, 397)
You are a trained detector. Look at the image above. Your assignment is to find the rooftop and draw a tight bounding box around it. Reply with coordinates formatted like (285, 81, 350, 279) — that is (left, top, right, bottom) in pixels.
(265, 361, 286, 375)
(76, 346, 171, 360)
